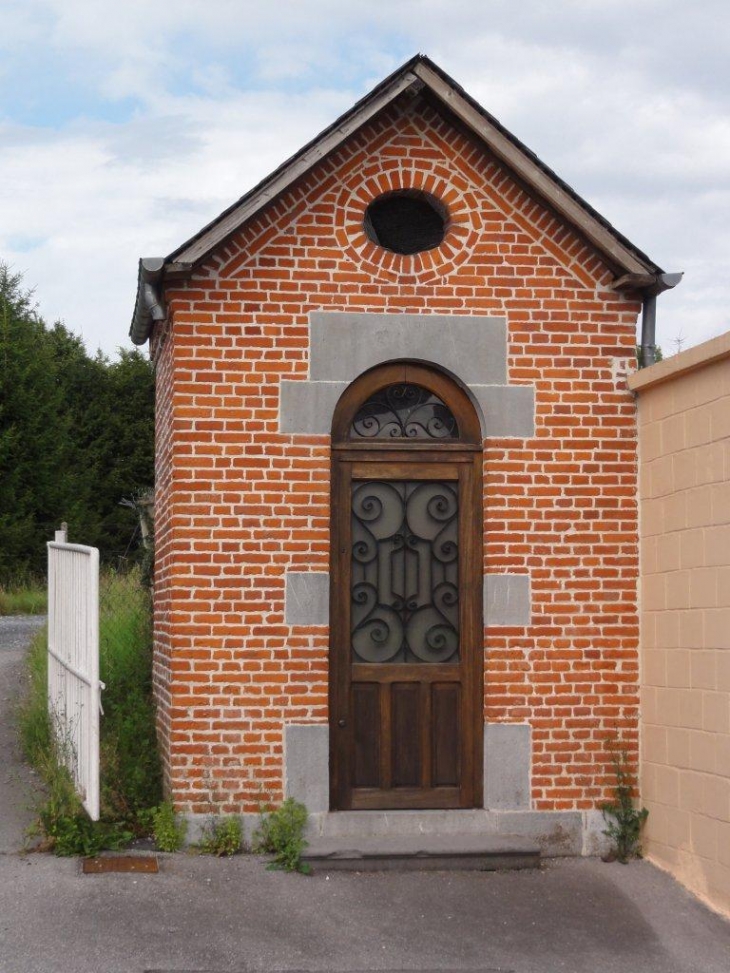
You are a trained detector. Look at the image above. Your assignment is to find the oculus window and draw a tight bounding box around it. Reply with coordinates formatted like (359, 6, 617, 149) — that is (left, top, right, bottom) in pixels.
(364, 190, 447, 255)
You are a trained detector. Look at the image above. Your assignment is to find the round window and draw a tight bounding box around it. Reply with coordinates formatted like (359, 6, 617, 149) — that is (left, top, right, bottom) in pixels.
(363, 190, 447, 255)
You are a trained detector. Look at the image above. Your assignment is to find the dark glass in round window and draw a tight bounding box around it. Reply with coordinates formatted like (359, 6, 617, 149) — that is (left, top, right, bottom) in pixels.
(364, 191, 446, 255)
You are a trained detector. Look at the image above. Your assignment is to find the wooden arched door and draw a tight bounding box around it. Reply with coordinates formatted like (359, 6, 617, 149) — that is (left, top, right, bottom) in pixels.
(330, 363, 483, 810)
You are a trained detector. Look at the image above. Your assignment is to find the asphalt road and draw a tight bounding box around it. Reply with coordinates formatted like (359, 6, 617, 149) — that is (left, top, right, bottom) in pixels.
(1, 616, 730, 973)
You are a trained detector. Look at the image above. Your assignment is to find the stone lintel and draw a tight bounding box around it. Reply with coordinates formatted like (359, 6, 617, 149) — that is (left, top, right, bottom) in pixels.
(310, 312, 507, 386)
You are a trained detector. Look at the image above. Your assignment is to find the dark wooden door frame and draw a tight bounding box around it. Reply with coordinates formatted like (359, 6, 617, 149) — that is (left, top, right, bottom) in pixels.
(329, 362, 483, 811)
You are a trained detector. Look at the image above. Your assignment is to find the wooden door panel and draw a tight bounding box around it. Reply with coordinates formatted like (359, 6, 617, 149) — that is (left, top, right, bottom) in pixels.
(432, 683, 460, 787)
(350, 461, 460, 480)
(332, 459, 481, 810)
(348, 678, 463, 802)
(352, 683, 380, 788)
(391, 683, 421, 787)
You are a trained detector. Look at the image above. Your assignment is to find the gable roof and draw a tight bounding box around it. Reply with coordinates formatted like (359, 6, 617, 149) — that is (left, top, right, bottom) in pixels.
(131, 54, 669, 345)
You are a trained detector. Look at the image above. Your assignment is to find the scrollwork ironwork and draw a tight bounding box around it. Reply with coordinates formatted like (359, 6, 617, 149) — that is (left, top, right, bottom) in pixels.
(350, 480, 459, 663)
(351, 384, 459, 440)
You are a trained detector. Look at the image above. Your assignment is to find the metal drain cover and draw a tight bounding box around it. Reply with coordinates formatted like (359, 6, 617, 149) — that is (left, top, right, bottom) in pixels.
(82, 855, 159, 874)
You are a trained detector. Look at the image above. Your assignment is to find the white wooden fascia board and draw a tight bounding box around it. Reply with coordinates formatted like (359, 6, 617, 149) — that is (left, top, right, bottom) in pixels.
(175, 72, 419, 266)
(413, 62, 651, 276)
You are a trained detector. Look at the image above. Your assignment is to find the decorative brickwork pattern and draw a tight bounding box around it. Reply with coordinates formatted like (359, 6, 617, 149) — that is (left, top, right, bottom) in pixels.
(151, 95, 641, 815)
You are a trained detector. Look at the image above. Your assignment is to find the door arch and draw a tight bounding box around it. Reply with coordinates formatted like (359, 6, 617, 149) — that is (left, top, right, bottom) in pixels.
(330, 362, 483, 810)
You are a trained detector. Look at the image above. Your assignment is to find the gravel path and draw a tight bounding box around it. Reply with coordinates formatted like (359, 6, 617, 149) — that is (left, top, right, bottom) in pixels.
(0, 615, 47, 853)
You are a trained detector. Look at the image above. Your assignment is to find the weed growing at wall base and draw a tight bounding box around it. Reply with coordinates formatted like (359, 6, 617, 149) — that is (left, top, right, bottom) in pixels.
(601, 741, 648, 863)
(253, 798, 311, 874)
(35, 767, 132, 856)
(152, 802, 187, 853)
(197, 816, 243, 857)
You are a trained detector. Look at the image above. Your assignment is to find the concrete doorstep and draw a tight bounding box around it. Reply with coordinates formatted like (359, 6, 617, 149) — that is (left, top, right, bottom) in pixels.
(302, 831, 540, 871)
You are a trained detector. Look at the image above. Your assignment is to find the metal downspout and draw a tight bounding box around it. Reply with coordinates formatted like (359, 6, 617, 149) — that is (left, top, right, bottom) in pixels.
(641, 294, 658, 367)
(639, 272, 683, 367)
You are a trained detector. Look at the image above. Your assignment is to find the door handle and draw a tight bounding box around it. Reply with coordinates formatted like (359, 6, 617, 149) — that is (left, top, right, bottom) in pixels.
(338, 719, 347, 728)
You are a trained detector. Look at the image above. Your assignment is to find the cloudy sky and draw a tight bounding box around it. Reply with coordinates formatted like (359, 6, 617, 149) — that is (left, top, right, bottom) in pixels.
(1, 0, 727, 357)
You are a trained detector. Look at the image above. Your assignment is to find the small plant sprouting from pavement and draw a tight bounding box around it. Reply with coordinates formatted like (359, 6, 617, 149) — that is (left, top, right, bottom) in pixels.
(253, 798, 311, 874)
(601, 739, 648, 864)
(197, 816, 243, 857)
(152, 802, 188, 853)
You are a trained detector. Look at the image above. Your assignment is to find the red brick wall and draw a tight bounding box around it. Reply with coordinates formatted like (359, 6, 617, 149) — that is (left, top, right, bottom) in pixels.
(151, 96, 642, 814)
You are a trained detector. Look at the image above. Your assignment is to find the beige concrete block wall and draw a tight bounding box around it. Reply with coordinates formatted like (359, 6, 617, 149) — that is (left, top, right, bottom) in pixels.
(629, 331, 730, 917)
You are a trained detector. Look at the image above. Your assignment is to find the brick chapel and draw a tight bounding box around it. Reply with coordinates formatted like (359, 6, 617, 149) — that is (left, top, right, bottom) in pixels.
(130, 55, 678, 851)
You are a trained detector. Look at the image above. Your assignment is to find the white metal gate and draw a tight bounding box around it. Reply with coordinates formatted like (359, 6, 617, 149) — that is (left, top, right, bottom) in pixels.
(47, 527, 101, 820)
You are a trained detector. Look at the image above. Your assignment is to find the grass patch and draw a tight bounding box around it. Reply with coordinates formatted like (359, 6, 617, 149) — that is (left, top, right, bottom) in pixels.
(97, 571, 162, 821)
(0, 582, 47, 615)
(18, 569, 163, 855)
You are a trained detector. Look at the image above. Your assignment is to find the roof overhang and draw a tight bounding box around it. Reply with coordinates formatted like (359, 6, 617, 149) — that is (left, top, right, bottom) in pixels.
(130, 55, 672, 345)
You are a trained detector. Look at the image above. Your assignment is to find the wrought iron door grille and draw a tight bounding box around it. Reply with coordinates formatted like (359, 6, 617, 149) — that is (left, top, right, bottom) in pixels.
(350, 480, 459, 663)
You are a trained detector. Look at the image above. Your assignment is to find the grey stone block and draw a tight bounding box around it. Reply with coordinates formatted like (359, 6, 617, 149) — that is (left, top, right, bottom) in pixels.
(493, 810, 584, 856)
(484, 573, 531, 626)
(582, 809, 613, 857)
(280, 380, 347, 435)
(302, 833, 540, 871)
(310, 312, 507, 386)
(484, 723, 531, 810)
(284, 724, 329, 813)
(473, 385, 535, 438)
(285, 572, 329, 626)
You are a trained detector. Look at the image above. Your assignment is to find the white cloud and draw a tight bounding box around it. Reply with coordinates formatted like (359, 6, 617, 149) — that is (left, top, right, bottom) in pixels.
(0, 0, 727, 355)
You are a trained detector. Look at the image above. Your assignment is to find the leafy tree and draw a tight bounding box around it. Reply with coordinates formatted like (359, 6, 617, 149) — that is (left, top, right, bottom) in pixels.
(0, 265, 154, 583)
(75, 349, 155, 561)
(0, 268, 79, 581)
